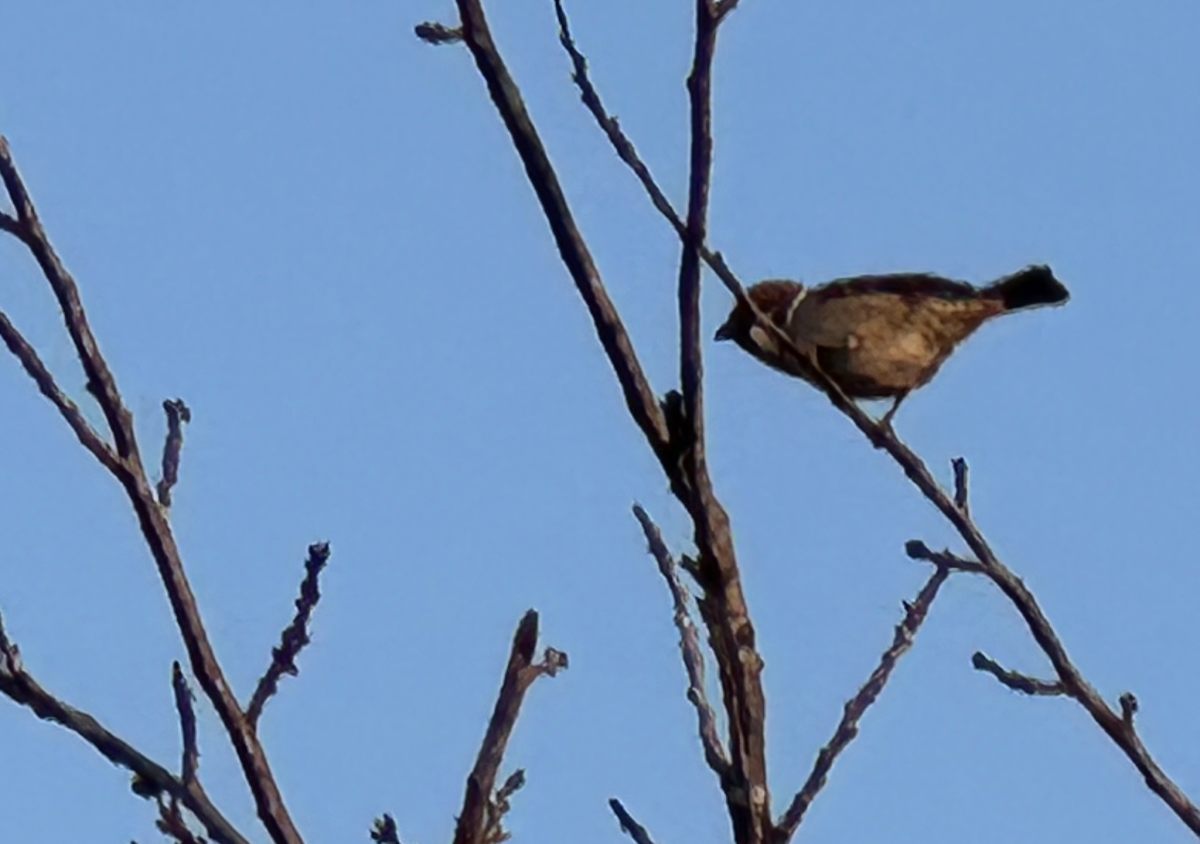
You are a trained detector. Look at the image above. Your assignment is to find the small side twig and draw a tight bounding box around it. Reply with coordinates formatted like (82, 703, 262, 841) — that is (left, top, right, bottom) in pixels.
(608, 798, 658, 844)
(156, 796, 204, 844)
(1119, 692, 1139, 728)
(632, 504, 728, 776)
(370, 814, 403, 844)
(246, 542, 331, 729)
(171, 662, 199, 786)
(774, 566, 950, 840)
(157, 398, 191, 508)
(452, 610, 567, 844)
(971, 652, 1067, 697)
(904, 540, 986, 575)
(415, 21, 463, 44)
(951, 457, 969, 514)
(0, 612, 248, 844)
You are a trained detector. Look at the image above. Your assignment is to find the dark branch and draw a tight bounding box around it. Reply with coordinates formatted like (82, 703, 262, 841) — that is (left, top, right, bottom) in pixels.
(415, 21, 464, 44)
(0, 310, 124, 476)
(247, 542, 331, 729)
(370, 814, 403, 844)
(452, 610, 566, 844)
(775, 567, 949, 840)
(609, 798, 658, 844)
(632, 504, 729, 776)
(0, 136, 303, 844)
(904, 540, 986, 574)
(971, 652, 1067, 697)
(0, 612, 248, 844)
(171, 662, 200, 785)
(447, 0, 674, 475)
(951, 457, 969, 513)
(157, 398, 191, 508)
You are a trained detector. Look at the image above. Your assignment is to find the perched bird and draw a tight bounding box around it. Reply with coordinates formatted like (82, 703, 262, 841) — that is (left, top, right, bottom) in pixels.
(714, 264, 1069, 422)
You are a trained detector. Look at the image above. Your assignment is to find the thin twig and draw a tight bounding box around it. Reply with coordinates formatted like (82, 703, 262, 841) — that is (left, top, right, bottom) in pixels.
(774, 567, 950, 840)
(157, 399, 191, 508)
(415, 21, 464, 44)
(171, 662, 200, 785)
(608, 798, 658, 844)
(0, 612, 248, 844)
(632, 504, 729, 776)
(157, 796, 204, 844)
(951, 457, 969, 514)
(0, 310, 123, 476)
(452, 610, 567, 844)
(903, 540, 986, 574)
(370, 814, 403, 844)
(0, 136, 303, 844)
(971, 652, 1067, 697)
(246, 542, 331, 729)
(446, 6, 674, 478)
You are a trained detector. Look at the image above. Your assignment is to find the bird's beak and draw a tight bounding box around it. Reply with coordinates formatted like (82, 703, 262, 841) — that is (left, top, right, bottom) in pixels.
(714, 321, 734, 342)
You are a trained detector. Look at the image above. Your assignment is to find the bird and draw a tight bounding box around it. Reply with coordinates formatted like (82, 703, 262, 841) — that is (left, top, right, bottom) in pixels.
(714, 264, 1069, 423)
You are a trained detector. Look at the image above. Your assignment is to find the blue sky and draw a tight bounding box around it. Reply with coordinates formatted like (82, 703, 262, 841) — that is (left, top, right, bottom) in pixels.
(2, 2, 1198, 842)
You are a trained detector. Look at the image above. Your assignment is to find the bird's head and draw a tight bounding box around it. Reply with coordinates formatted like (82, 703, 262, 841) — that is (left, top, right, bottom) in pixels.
(714, 280, 806, 348)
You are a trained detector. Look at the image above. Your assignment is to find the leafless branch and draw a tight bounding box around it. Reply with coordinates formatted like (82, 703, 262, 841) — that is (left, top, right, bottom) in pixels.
(0, 612, 248, 844)
(903, 540, 986, 574)
(415, 21, 463, 44)
(157, 398, 191, 508)
(370, 814, 403, 844)
(632, 504, 728, 775)
(774, 567, 950, 840)
(951, 457, 969, 514)
(1119, 692, 1139, 728)
(171, 662, 200, 785)
(971, 652, 1067, 697)
(156, 796, 205, 844)
(0, 135, 303, 844)
(608, 798, 658, 844)
(452, 610, 567, 844)
(247, 542, 331, 729)
(0, 310, 123, 476)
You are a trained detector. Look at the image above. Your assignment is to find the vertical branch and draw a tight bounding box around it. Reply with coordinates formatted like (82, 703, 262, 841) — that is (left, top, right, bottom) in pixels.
(453, 610, 567, 844)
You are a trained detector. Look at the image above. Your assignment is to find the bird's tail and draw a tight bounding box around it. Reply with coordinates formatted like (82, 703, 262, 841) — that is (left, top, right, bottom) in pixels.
(985, 265, 1070, 310)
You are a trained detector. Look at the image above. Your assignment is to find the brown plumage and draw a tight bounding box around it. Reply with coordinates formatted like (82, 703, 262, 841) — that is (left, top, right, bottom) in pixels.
(714, 264, 1069, 421)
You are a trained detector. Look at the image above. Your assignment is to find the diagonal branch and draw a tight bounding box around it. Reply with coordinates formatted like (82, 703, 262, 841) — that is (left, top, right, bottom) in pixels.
(608, 798, 658, 844)
(171, 662, 200, 786)
(453, 610, 567, 844)
(246, 542, 331, 729)
(971, 652, 1067, 697)
(0, 136, 304, 844)
(445, 3, 674, 478)
(0, 612, 249, 844)
(632, 504, 729, 776)
(773, 566, 950, 841)
(0, 309, 123, 476)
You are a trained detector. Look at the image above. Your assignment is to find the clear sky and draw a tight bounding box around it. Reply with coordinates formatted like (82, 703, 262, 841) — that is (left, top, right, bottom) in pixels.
(2, 2, 1198, 842)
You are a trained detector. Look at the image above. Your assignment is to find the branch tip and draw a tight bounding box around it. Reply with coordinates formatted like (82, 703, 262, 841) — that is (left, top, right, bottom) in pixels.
(415, 21, 463, 44)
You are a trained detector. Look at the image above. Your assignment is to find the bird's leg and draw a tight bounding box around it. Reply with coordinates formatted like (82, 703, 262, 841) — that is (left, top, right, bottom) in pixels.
(879, 392, 908, 428)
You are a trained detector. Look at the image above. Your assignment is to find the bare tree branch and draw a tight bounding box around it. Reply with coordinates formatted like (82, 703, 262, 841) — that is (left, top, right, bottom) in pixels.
(951, 457, 969, 514)
(445, 4, 675, 479)
(0, 135, 304, 844)
(415, 21, 464, 44)
(971, 652, 1067, 697)
(370, 814, 403, 844)
(171, 662, 200, 786)
(452, 610, 567, 844)
(247, 542, 331, 729)
(608, 798, 658, 844)
(0, 612, 248, 844)
(774, 566, 950, 840)
(904, 540, 986, 575)
(0, 309, 124, 476)
(632, 504, 729, 776)
(157, 398, 191, 508)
